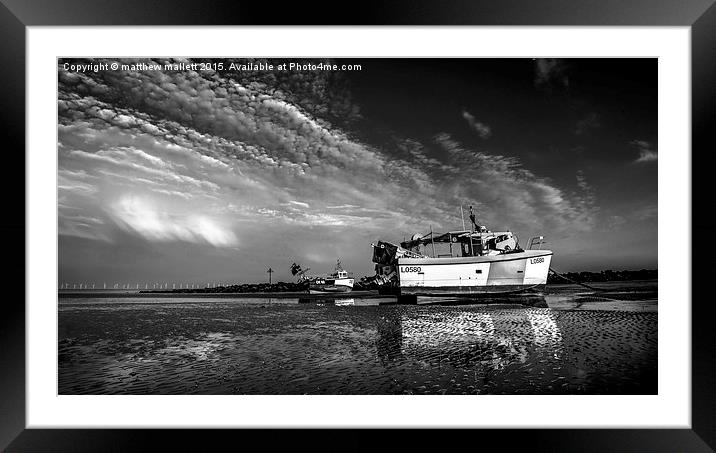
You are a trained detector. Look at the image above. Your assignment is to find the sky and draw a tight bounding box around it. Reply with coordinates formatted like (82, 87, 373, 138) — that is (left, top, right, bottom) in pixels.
(57, 58, 657, 285)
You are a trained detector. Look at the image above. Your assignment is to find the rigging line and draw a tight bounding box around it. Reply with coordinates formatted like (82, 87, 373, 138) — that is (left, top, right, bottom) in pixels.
(548, 267, 607, 292)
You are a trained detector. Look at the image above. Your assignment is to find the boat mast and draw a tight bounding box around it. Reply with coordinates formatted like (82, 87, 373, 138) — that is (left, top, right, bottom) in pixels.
(430, 225, 436, 258)
(468, 205, 475, 256)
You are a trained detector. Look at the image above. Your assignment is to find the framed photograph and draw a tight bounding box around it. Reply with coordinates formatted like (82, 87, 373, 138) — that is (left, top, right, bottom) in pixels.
(6, 0, 714, 450)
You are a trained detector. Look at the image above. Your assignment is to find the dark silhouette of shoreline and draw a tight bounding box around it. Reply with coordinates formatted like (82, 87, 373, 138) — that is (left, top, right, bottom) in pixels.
(547, 269, 656, 284)
(138, 269, 657, 294)
(141, 281, 309, 294)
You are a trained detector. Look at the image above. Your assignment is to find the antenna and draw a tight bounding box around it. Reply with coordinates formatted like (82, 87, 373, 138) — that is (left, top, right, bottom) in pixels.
(468, 206, 475, 256)
(430, 225, 436, 258)
(469, 205, 477, 230)
(460, 206, 466, 231)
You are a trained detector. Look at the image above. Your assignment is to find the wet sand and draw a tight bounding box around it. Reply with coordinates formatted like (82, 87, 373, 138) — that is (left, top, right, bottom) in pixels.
(58, 281, 657, 394)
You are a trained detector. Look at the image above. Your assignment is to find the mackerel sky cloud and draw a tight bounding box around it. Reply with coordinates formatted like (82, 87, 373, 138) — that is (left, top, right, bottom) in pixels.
(58, 58, 657, 284)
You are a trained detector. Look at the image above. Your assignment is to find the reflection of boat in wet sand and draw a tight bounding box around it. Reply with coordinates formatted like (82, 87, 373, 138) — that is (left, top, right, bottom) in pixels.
(375, 307, 564, 371)
(370, 206, 552, 297)
(333, 298, 355, 306)
(298, 297, 356, 305)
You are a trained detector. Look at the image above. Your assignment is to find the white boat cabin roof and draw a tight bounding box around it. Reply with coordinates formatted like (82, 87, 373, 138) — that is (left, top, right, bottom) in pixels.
(400, 229, 513, 249)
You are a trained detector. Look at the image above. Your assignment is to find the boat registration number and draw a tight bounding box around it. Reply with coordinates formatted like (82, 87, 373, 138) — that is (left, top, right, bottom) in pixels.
(530, 257, 545, 264)
(400, 266, 422, 273)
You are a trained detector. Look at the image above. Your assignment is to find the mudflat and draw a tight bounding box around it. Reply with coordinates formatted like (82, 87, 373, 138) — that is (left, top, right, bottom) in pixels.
(58, 281, 657, 394)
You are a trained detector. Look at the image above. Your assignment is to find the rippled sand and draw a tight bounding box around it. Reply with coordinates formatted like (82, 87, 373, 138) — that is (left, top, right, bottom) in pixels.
(58, 283, 657, 394)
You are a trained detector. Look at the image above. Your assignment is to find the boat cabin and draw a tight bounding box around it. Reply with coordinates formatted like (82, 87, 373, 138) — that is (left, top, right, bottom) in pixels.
(399, 228, 519, 258)
(328, 260, 353, 280)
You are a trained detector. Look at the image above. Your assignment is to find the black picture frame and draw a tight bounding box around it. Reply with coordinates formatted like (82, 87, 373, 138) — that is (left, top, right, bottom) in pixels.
(3, 0, 713, 451)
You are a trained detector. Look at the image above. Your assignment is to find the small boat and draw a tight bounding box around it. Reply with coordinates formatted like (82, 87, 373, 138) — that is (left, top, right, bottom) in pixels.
(370, 206, 552, 297)
(308, 260, 355, 294)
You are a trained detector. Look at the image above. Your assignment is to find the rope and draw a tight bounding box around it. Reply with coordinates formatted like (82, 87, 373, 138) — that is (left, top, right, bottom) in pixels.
(548, 268, 606, 292)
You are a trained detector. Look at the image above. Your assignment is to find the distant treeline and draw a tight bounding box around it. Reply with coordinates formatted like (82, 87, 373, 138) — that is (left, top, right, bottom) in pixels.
(547, 269, 657, 284)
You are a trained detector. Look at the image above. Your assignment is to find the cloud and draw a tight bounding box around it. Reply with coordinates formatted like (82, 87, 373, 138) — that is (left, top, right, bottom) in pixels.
(461, 110, 492, 138)
(632, 204, 657, 221)
(630, 140, 658, 163)
(606, 215, 627, 229)
(575, 113, 600, 135)
(109, 195, 238, 247)
(288, 200, 310, 208)
(574, 170, 597, 214)
(575, 170, 591, 192)
(326, 204, 360, 209)
(57, 58, 599, 266)
(534, 58, 569, 91)
(429, 134, 598, 233)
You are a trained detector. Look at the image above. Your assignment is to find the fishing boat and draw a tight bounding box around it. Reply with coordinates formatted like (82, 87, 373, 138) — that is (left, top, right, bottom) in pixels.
(292, 260, 355, 294)
(308, 260, 354, 294)
(370, 206, 552, 297)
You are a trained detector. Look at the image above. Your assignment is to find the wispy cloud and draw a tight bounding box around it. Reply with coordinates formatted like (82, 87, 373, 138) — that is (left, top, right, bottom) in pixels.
(287, 200, 310, 208)
(461, 109, 492, 139)
(632, 204, 657, 221)
(575, 112, 600, 135)
(109, 195, 238, 247)
(631, 140, 658, 163)
(429, 134, 598, 233)
(534, 58, 569, 91)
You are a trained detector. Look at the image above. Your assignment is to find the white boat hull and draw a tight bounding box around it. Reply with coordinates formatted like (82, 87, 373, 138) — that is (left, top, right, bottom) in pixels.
(308, 277, 354, 294)
(395, 250, 552, 296)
